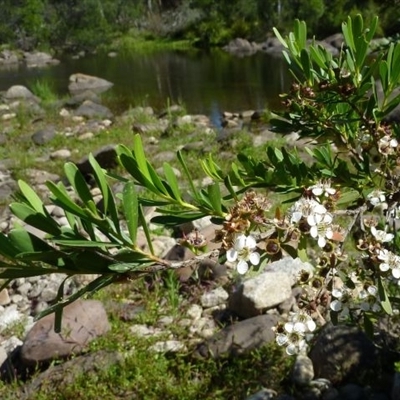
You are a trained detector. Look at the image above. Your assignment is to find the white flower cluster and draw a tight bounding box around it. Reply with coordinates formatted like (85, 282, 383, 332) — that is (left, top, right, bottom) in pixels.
(288, 197, 334, 248)
(226, 234, 260, 274)
(377, 249, 400, 280)
(275, 311, 316, 355)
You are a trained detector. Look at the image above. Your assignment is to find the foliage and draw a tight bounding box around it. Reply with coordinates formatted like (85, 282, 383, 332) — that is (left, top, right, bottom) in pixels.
(1, 11, 400, 369)
(0, 0, 399, 52)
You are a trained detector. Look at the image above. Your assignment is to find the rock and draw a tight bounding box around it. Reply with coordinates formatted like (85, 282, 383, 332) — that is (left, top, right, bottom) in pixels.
(245, 388, 277, 400)
(323, 33, 345, 50)
(200, 287, 229, 308)
(31, 125, 57, 145)
(0, 288, 10, 306)
(75, 100, 113, 119)
(196, 314, 278, 358)
(228, 271, 292, 318)
(66, 89, 101, 106)
(50, 149, 71, 160)
(18, 350, 123, 399)
(0, 49, 19, 65)
(76, 144, 118, 176)
(4, 85, 38, 101)
(263, 257, 314, 286)
(292, 355, 314, 386)
(20, 299, 110, 366)
(309, 323, 377, 385)
(223, 38, 260, 56)
(68, 73, 113, 95)
(0, 305, 24, 333)
(24, 51, 60, 67)
(149, 340, 187, 353)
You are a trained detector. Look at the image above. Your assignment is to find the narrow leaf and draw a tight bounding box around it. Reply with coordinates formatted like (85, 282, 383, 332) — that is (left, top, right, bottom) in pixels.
(123, 182, 138, 244)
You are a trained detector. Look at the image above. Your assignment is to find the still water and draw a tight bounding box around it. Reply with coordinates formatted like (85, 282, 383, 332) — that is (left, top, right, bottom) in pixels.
(0, 49, 290, 116)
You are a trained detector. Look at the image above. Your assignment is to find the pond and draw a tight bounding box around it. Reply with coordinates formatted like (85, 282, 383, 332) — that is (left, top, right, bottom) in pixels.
(0, 49, 290, 117)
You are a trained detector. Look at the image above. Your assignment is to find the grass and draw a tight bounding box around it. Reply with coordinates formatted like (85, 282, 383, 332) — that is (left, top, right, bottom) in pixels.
(0, 278, 294, 400)
(0, 89, 296, 399)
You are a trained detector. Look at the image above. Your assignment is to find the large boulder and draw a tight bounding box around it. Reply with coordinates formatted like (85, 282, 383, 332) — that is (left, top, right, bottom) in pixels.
(68, 73, 113, 95)
(4, 85, 38, 101)
(20, 299, 110, 366)
(74, 100, 113, 119)
(223, 38, 260, 56)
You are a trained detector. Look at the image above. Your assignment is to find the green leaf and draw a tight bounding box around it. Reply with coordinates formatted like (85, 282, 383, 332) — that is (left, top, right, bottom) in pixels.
(378, 276, 392, 315)
(336, 189, 361, 206)
(64, 163, 94, 208)
(122, 182, 138, 245)
(207, 182, 222, 215)
(10, 203, 61, 236)
(8, 228, 53, 254)
(177, 150, 199, 198)
(18, 180, 45, 213)
(47, 181, 87, 219)
(163, 162, 183, 203)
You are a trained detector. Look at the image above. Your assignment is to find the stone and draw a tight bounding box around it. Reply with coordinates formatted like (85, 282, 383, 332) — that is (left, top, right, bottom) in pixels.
(200, 287, 229, 308)
(0, 305, 23, 333)
(5, 85, 37, 100)
(196, 314, 278, 358)
(75, 100, 113, 119)
(68, 73, 113, 95)
(309, 323, 377, 385)
(31, 125, 56, 145)
(228, 271, 292, 318)
(292, 355, 314, 386)
(20, 299, 110, 366)
(19, 350, 123, 399)
(76, 144, 118, 176)
(0, 288, 10, 306)
(149, 340, 186, 353)
(50, 149, 71, 159)
(245, 388, 277, 400)
(263, 257, 315, 286)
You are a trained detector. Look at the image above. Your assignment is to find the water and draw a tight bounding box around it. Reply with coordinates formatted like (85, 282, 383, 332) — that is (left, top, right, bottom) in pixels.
(0, 49, 290, 117)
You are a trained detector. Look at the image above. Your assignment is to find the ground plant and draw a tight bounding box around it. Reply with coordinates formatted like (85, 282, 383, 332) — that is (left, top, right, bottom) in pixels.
(1, 13, 400, 391)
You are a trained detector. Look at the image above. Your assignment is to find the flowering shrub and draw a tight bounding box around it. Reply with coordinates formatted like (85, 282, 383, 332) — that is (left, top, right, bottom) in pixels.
(0, 14, 400, 357)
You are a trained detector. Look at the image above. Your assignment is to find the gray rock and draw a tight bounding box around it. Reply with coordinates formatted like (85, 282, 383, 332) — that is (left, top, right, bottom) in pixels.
(20, 299, 110, 366)
(50, 149, 71, 160)
(200, 287, 229, 308)
(75, 100, 113, 119)
(31, 125, 56, 145)
(228, 271, 292, 318)
(292, 355, 314, 386)
(18, 350, 123, 399)
(224, 38, 260, 56)
(68, 73, 113, 95)
(245, 388, 277, 400)
(0, 50, 19, 64)
(263, 257, 314, 286)
(196, 314, 278, 358)
(76, 144, 118, 176)
(5, 85, 38, 100)
(0, 289, 10, 306)
(309, 323, 377, 385)
(66, 89, 101, 106)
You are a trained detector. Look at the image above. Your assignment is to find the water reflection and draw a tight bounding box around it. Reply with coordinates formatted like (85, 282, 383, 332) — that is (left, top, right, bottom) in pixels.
(0, 50, 290, 116)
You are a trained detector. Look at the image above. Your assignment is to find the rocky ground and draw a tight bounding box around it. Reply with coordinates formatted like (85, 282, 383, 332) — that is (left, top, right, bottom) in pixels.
(0, 72, 400, 400)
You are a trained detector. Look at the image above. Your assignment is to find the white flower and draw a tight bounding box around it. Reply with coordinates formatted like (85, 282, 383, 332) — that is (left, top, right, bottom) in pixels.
(359, 285, 381, 312)
(308, 180, 336, 197)
(226, 234, 260, 274)
(307, 204, 334, 247)
(286, 311, 316, 333)
(330, 286, 353, 320)
(371, 226, 394, 243)
(275, 325, 307, 355)
(377, 249, 400, 279)
(288, 197, 321, 224)
(367, 190, 386, 207)
(378, 135, 398, 155)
